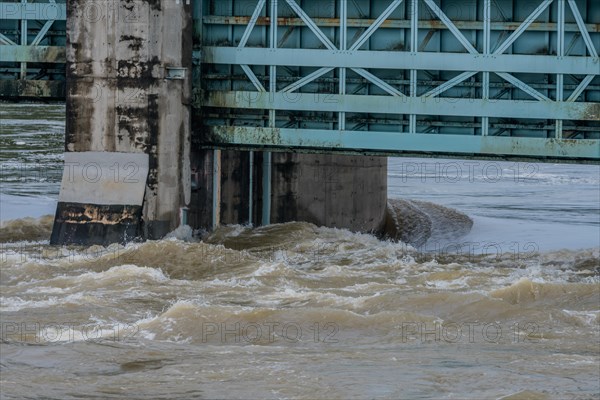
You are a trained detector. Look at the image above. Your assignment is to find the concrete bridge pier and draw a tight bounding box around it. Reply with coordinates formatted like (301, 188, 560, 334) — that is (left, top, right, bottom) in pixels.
(51, 0, 193, 245)
(188, 149, 388, 235)
(269, 153, 388, 232)
(51, 0, 389, 245)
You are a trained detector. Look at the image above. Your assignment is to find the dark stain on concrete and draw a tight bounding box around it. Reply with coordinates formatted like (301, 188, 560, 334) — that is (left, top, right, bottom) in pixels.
(145, 0, 162, 12)
(120, 34, 145, 51)
(145, 93, 160, 194)
(50, 202, 143, 245)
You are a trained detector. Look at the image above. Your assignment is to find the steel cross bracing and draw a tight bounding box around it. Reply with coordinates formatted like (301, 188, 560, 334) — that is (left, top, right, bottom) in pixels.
(197, 0, 600, 162)
(0, 0, 66, 97)
(0, 0, 598, 161)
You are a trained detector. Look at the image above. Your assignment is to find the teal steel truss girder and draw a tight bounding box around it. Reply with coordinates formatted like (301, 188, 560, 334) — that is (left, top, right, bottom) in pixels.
(1, 0, 598, 161)
(197, 0, 600, 162)
(0, 0, 66, 97)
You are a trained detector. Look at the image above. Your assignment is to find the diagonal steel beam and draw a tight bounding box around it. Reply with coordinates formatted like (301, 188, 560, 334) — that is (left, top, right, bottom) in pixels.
(423, 71, 477, 97)
(281, 67, 334, 93)
(241, 64, 267, 92)
(418, 0, 479, 97)
(567, 0, 598, 58)
(493, 0, 554, 55)
(422, 0, 478, 54)
(349, 0, 404, 51)
(496, 72, 551, 101)
(351, 68, 406, 97)
(238, 0, 266, 48)
(31, 20, 54, 46)
(237, 0, 267, 91)
(0, 32, 17, 45)
(567, 75, 594, 102)
(284, 0, 337, 50)
(351, 0, 367, 19)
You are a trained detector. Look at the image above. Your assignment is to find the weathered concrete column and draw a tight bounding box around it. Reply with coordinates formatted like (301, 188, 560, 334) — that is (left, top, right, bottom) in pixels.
(51, 0, 192, 244)
(270, 153, 388, 233)
(188, 150, 388, 235)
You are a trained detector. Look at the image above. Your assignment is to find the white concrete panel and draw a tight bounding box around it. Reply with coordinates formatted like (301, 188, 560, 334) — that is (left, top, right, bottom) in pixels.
(58, 152, 149, 206)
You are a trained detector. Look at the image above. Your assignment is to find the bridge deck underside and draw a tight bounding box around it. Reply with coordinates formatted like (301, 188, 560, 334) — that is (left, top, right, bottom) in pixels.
(197, 0, 600, 161)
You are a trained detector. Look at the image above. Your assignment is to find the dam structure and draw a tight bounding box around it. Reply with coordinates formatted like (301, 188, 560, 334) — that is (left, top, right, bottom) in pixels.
(0, 0, 598, 245)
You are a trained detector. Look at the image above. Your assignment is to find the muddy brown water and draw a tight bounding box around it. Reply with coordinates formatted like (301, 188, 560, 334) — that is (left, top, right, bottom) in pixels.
(1, 103, 599, 399)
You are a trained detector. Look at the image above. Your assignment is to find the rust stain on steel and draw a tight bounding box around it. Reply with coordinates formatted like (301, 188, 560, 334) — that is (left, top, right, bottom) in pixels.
(210, 126, 346, 149)
(582, 103, 600, 121)
(206, 91, 231, 108)
(209, 126, 281, 146)
(544, 138, 600, 157)
(479, 136, 600, 158)
(423, 20, 445, 30)
(202, 16, 599, 32)
(2, 45, 66, 63)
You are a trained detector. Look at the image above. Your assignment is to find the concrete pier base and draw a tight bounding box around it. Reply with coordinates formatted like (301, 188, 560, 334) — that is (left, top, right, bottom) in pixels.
(270, 153, 388, 233)
(188, 150, 388, 235)
(52, 0, 192, 245)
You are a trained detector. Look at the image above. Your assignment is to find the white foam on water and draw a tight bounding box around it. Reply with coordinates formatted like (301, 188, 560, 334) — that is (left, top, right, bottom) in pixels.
(23, 286, 69, 294)
(254, 286, 376, 309)
(72, 264, 171, 284)
(203, 275, 264, 288)
(0, 292, 86, 312)
(424, 276, 471, 290)
(561, 310, 599, 326)
(252, 262, 287, 277)
(164, 225, 196, 242)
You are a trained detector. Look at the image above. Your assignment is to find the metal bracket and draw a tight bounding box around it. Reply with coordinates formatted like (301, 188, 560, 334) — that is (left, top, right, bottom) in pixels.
(166, 67, 187, 80)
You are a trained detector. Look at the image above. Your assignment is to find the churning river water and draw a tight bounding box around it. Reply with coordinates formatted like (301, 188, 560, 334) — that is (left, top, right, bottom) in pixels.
(1, 103, 599, 399)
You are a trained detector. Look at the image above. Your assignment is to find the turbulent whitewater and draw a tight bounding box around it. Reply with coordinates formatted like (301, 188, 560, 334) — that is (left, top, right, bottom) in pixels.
(1, 103, 599, 399)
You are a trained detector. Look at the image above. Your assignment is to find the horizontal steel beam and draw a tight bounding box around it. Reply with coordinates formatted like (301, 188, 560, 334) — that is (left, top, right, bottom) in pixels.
(202, 112, 600, 133)
(0, 45, 65, 63)
(202, 91, 600, 121)
(0, 67, 65, 74)
(201, 16, 600, 33)
(206, 126, 600, 161)
(0, 2, 66, 20)
(204, 47, 600, 76)
(0, 79, 65, 98)
(0, 30, 65, 36)
(2, 8, 596, 31)
(202, 74, 600, 91)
